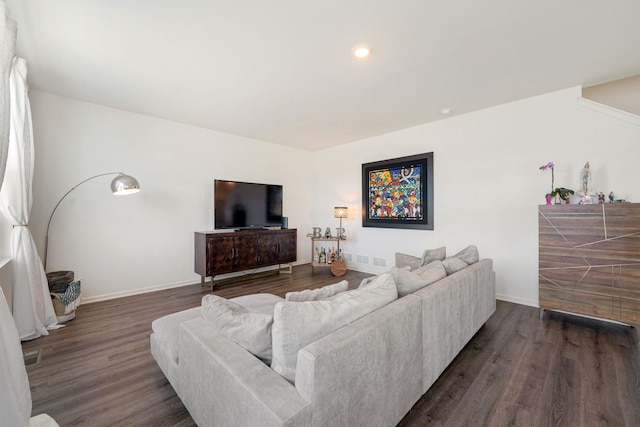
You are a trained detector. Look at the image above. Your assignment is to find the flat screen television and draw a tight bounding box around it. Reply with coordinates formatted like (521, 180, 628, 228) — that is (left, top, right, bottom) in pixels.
(214, 179, 283, 230)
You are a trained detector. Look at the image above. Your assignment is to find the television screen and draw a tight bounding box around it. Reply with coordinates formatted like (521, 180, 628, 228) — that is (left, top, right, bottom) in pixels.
(214, 180, 283, 229)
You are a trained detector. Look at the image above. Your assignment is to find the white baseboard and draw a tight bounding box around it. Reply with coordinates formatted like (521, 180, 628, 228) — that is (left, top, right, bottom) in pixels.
(82, 279, 197, 304)
(496, 293, 537, 308)
(82, 261, 307, 304)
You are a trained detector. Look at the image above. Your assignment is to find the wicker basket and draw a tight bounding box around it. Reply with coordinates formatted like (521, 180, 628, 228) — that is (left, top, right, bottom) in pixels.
(47, 270, 74, 293)
(50, 292, 67, 316)
(49, 277, 81, 319)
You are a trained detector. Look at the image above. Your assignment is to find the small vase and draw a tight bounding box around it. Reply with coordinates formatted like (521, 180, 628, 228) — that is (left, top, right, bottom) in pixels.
(545, 194, 552, 205)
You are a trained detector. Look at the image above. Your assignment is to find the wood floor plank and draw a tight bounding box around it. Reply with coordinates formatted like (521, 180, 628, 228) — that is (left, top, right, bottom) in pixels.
(21, 266, 640, 426)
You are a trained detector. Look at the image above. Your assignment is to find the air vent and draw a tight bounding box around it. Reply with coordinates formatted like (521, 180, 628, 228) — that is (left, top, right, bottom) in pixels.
(24, 349, 42, 366)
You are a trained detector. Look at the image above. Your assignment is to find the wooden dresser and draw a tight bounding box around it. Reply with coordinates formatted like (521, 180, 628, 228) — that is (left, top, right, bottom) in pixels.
(538, 203, 640, 325)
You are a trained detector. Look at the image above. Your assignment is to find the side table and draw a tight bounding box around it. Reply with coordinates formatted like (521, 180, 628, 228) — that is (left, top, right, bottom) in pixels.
(310, 236, 345, 275)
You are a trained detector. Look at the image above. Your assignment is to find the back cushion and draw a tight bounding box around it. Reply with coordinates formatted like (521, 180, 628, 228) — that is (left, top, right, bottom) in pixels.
(441, 245, 480, 275)
(421, 246, 446, 266)
(395, 252, 422, 270)
(453, 245, 479, 265)
(391, 260, 447, 297)
(201, 295, 275, 362)
(271, 273, 398, 383)
(284, 280, 349, 302)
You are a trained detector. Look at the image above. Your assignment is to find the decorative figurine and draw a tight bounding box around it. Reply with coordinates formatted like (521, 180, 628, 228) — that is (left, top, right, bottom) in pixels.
(579, 161, 593, 203)
(609, 192, 615, 203)
(598, 192, 605, 204)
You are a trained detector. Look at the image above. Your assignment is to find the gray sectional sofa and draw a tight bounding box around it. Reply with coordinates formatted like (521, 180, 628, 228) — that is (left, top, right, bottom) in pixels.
(150, 247, 496, 427)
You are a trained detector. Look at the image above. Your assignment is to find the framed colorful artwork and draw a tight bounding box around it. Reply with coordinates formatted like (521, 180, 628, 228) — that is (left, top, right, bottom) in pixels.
(362, 152, 434, 230)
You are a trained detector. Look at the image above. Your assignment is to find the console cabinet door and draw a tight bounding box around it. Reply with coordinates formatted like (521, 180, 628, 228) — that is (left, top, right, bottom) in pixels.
(277, 230, 297, 263)
(233, 235, 258, 270)
(256, 234, 280, 266)
(207, 236, 235, 274)
(208, 235, 258, 274)
(257, 230, 297, 266)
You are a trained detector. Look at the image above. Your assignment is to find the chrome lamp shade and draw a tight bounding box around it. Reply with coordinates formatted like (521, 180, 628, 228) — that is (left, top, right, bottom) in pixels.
(111, 174, 141, 195)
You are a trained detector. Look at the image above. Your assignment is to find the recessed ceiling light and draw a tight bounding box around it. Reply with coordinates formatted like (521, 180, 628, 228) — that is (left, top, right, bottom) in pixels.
(440, 108, 452, 115)
(352, 45, 371, 59)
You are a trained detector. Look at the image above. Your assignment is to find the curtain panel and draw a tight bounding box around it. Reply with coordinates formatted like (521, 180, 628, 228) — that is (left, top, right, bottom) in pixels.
(0, 4, 31, 427)
(1, 57, 58, 341)
(0, 0, 15, 188)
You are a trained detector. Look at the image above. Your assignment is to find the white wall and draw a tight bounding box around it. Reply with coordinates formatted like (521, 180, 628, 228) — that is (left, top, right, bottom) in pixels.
(29, 91, 314, 302)
(27, 87, 640, 306)
(312, 87, 640, 306)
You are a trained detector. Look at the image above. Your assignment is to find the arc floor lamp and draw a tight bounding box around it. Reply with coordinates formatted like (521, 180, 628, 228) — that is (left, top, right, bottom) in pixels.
(43, 172, 141, 271)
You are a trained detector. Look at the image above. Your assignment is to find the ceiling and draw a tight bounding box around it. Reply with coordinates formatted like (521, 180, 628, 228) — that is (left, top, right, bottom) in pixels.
(6, 0, 640, 151)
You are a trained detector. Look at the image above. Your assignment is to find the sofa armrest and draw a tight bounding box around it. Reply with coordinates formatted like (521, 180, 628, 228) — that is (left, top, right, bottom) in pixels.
(295, 294, 424, 427)
(177, 318, 311, 427)
(414, 258, 496, 392)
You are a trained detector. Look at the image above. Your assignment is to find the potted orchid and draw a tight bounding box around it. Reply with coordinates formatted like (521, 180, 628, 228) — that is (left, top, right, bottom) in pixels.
(539, 161, 555, 195)
(540, 161, 574, 204)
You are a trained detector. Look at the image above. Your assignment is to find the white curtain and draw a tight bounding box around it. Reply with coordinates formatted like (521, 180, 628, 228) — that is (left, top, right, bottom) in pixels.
(0, 3, 30, 426)
(1, 57, 58, 341)
(0, 287, 31, 426)
(0, 0, 15, 186)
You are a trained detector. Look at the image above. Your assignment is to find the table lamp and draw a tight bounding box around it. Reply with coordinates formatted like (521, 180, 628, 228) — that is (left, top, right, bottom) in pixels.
(334, 206, 348, 239)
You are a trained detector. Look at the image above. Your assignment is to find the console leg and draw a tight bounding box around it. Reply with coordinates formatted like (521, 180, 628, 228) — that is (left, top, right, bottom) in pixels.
(279, 263, 293, 275)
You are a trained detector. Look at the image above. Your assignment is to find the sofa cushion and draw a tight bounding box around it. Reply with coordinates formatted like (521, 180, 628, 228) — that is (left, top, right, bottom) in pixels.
(230, 293, 284, 315)
(201, 294, 276, 362)
(358, 274, 379, 288)
(441, 256, 469, 275)
(285, 280, 348, 302)
(453, 245, 479, 265)
(390, 260, 447, 297)
(271, 273, 398, 383)
(440, 245, 480, 275)
(151, 306, 202, 363)
(421, 246, 446, 266)
(395, 252, 422, 270)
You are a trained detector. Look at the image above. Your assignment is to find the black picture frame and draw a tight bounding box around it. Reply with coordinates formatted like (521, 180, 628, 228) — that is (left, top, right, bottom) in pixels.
(362, 152, 434, 230)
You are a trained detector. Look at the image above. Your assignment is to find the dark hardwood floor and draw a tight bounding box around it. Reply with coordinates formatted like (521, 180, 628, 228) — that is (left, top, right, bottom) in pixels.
(22, 265, 640, 426)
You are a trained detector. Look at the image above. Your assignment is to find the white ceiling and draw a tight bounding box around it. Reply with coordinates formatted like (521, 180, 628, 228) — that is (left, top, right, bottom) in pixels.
(6, 0, 640, 151)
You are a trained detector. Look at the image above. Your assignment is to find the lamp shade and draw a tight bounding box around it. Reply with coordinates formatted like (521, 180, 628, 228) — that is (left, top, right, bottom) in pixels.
(111, 174, 141, 195)
(334, 206, 348, 218)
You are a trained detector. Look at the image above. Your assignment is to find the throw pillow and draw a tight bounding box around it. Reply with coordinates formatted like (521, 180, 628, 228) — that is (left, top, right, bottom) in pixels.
(421, 246, 446, 266)
(201, 294, 274, 361)
(390, 260, 447, 297)
(230, 293, 284, 315)
(358, 275, 377, 288)
(441, 256, 469, 275)
(271, 273, 398, 383)
(285, 280, 348, 302)
(453, 245, 479, 265)
(395, 252, 422, 270)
